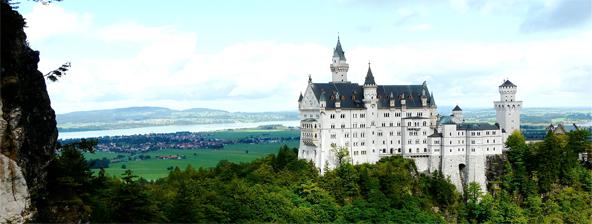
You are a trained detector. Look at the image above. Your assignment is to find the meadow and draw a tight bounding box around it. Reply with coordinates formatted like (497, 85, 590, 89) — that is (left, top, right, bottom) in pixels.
(84, 128, 299, 180)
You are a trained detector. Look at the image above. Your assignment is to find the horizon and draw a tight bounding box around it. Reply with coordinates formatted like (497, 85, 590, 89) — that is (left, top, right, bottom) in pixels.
(15, 0, 592, 113)
(56, 105, 592, 115)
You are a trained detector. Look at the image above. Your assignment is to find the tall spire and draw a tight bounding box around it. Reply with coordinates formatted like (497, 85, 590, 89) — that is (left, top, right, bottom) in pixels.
(330, 36, 349, 83)
(364, 61, 376, 85)
(333, 36, 346, 61)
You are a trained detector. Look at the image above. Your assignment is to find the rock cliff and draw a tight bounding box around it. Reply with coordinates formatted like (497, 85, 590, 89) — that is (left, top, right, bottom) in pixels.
(1, 2, 58, 222)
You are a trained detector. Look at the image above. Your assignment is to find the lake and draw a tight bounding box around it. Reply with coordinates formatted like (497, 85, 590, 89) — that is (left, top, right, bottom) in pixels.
(59, 120, 301, 139)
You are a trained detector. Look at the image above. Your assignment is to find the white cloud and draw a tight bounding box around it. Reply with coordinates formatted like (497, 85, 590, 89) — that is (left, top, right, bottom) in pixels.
(25, 3, 592, 113)
(24, 3, 92, 42)
(409, 23, 432, 31)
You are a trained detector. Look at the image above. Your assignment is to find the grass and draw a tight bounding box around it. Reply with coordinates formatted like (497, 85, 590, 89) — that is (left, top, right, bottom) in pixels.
(208, 129, 299, 140)
(85, 129, 299, 180)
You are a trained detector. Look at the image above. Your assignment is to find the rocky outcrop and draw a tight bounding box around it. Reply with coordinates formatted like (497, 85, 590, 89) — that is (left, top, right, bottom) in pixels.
(1, 2, 58, 222)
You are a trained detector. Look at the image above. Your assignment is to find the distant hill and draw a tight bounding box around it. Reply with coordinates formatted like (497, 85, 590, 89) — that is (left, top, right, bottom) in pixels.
(57, 107, 299, 132)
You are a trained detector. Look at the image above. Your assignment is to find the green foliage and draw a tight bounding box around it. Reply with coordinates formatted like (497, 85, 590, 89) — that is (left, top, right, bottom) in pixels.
(41, 133, 592, 223)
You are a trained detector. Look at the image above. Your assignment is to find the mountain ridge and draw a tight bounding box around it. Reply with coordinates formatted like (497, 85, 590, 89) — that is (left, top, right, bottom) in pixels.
(58, 106, 299, 132)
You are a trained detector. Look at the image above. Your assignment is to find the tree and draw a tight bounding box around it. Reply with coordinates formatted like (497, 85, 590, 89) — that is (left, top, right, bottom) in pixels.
(331, 145, 351, 167)
(37, 138, 98, 223)
(111, 170, 164, 222)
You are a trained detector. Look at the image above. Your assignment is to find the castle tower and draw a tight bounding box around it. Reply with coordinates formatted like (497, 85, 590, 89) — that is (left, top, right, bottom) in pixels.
(363, 63, 379, 163)
(451, 105, 463, 124)
(330, 36, 349, 83)
(494, 80, 522, 135)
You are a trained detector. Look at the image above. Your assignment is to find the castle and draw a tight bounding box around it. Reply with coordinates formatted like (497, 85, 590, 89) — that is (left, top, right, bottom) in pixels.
(297, 37, 522, 192)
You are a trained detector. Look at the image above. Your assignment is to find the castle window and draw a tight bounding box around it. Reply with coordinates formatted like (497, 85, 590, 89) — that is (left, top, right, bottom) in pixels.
(395, 113, 401, 117)
(340, 114, 345, 119)
(424, 148, 427, 152)
(398, 148, 401, 153)
(406, 112, 412, 117)
(472, 148, 475, 152)
(415, 139, 420, 144)
(353, 114, 358, 118)
(390, 148, 393, 154)
(397, 122, 401, 126)
(353, 123, 358, 128)
(492, 131, 496, 135)
(360, 113, 366, 118)
(487, 147, 489, 151)
(390, 131, 394, 136)
(331, 134, 336, 139)
(487, 139, 489, 143)
(397, 131, 401, 136)
(361, 142, 365, 146)
(471, 140, 475, 144)
(341, 124, 345, 128)
(423, 139, 427, 144)
(361, 150, 366, 155)
(382, 123, 386, 127)
(354, 151, 359, 155)
(423, 121, 427, 126)
(408, 140, 412, 144)
(345, 133, 350, 138)
(398, 140, 401, 144)
(409, 149, 412, 153)
(449, 141, 452, 144)
(383, 140, 386, 145)
(390, 123, 393, 127)
(331, 124, 335, 129)
(330, 114, 335, 119)
(418, 112, 423, 117)
(384, 113, 390, 117)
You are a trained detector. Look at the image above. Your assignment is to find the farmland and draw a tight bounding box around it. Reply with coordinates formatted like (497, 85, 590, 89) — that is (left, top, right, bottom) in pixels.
(83, 128, 299, 179)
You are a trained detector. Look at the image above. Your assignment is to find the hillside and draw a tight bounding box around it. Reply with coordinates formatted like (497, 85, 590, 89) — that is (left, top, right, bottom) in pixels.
(57, 107, 298, 132)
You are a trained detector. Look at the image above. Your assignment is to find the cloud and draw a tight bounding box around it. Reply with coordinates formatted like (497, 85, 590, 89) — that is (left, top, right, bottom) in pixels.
(25, 2, 592, 113)
(24, 3, 92, 42)
(520, 0, 591, 32)
(409, 23, 432, 31)
(343, 31, 592, 108)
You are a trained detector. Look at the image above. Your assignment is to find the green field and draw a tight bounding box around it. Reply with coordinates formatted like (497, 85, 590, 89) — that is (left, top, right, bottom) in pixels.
(85, 128, 299, 180)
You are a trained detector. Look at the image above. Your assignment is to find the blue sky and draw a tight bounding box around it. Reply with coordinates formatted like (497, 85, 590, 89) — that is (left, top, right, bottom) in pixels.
(16, 0, 592, 113)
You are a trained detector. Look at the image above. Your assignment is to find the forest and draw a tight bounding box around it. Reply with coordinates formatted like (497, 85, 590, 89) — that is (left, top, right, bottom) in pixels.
(35, 129, 592, 223)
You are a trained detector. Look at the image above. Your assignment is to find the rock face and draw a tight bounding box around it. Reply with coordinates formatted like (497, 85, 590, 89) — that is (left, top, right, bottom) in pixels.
(1, 2, 58, 222)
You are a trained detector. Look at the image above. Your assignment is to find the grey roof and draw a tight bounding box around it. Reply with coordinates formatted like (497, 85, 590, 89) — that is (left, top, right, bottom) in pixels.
(302, 118, 317, 122)
(333, 37, 346, 60)
(298, 93, 303, 102)
(310, 82, 435, 109)
(500, 80, 516, 87)
(438, 116, 455, 125)
(456, 123, 499, 131)
(364, 65, 376, 85)
(428, 132, 443, 137)
(452, 105, 462, 111)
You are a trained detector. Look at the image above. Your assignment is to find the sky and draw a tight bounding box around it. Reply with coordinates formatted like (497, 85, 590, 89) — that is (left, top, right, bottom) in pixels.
(15, 0, 592, 113)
